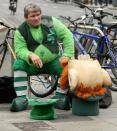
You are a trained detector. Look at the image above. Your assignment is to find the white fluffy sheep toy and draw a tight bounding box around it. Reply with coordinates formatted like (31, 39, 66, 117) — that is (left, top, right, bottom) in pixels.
(60, 55, 112, 99)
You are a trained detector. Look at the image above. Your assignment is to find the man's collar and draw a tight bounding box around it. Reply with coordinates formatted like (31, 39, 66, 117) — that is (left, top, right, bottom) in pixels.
(26, 22, 41, 29)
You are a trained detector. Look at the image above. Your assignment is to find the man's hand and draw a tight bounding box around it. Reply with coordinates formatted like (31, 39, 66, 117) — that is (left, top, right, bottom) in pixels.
(59, 56, 70, 66)
(29, 53, 43, 68)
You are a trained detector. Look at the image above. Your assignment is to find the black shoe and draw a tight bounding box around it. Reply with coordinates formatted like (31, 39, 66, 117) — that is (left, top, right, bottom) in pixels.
(10, 97, 28, 112)
(52, 92, 70, 110)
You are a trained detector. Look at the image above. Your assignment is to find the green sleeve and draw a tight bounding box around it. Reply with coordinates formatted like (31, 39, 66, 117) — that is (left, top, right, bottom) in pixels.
(14, 30, 32, 63)
(52, 17, 75, 58)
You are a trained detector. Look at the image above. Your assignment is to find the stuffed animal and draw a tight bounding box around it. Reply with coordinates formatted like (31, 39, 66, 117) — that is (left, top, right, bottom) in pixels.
(60, 55, 112, 99)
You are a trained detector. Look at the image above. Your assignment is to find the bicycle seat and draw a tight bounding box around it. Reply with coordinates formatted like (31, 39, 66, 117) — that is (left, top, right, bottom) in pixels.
(101, 22, 117, 27)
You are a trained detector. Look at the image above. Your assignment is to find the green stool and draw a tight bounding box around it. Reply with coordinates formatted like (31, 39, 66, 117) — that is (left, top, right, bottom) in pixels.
(28, 98, 58, 120)
(72, 95, 103, 116)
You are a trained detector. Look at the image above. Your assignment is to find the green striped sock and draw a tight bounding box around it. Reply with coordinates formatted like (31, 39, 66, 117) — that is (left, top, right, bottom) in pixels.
(14, 71, 28, 98)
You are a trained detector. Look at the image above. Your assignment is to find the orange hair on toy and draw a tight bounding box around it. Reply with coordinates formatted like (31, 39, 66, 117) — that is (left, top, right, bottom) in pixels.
(59, 65, 69, 90)
(59, 57, 69, 90)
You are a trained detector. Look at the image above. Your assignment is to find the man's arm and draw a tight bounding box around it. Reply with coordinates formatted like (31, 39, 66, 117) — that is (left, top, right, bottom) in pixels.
(52, 17, 75, 59)
(14, 30, 32, 63)
(14, 30, 43, 68)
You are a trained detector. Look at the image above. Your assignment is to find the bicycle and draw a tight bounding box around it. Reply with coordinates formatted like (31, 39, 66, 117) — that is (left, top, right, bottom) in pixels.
(9, 0, 18, 15)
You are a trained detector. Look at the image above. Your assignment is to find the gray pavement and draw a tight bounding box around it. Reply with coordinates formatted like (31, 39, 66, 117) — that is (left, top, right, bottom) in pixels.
(0, 91, 117, 131)
(0, 0, 117, 131)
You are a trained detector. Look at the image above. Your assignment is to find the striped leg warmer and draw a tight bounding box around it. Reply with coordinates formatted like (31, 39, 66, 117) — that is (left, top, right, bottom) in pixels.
(14, 71, 28, 98)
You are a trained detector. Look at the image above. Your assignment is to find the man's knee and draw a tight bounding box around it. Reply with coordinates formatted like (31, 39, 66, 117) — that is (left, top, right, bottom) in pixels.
(13, 59, 42, 75)
(13, 59, 29, 72)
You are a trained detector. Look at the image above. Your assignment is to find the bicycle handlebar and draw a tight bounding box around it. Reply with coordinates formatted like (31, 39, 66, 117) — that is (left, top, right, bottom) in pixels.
(60, 15, 88, 26)
(60, 16, 76, 25)
(75, 2, 94, 12)
(113, 15, 117, 19)
(76, 2, 113, 21)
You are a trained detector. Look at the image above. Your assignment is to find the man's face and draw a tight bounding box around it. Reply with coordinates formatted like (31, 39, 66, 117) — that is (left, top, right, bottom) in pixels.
(25, 11, 42, 27)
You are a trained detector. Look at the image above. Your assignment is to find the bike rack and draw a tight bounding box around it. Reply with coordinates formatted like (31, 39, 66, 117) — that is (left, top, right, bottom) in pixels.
(76, 24, 105, 37)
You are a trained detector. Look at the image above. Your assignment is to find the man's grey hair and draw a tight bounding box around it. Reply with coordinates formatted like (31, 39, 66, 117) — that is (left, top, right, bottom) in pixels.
(24, 3, 41, 17)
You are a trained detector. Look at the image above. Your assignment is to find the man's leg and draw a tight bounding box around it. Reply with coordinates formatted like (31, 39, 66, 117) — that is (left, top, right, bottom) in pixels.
(10, 59, 30, 112)
(14, 71, 28, 98)
(44, 57, 71, 110)
(10, 70, 28, 112)
(52, 87, 70, 110)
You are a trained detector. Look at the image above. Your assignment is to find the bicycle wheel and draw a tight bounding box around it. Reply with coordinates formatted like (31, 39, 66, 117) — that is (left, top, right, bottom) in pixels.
(109, 74, 117, 91)
(0, 43, 7, 69)
(108, 25, 117, 78)
(111, 46, 117, 79)
(28, 74, 58, 97)
(107, 24, 117, 46)
(101, 45, 117, 91)
(101, 57, 117, 91)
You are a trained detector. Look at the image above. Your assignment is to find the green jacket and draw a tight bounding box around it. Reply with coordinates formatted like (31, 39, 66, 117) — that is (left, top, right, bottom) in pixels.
(14, 16, 74, 64)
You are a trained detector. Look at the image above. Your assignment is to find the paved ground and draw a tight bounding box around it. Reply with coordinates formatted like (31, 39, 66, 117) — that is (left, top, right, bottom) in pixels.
(0, 91, 117, 131)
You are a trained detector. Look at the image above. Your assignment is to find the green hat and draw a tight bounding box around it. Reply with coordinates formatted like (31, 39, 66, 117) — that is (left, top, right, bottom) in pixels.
(28, 97, 58, 120)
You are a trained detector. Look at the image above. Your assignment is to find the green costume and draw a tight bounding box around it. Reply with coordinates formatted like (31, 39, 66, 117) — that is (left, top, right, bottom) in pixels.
(11, 15, 74, 112)
(13, 16, 74, 75)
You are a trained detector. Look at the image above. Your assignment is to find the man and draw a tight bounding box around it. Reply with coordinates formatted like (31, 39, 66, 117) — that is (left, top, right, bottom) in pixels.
(10, 3, 74, 112)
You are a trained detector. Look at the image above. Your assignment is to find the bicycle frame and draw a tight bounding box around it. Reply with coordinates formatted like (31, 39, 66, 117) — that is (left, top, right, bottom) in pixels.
(6, 38, 16, 60)
(72, 24, 117, 69)
(0, 22, 16, 69)
(4, 27, 16, 59)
